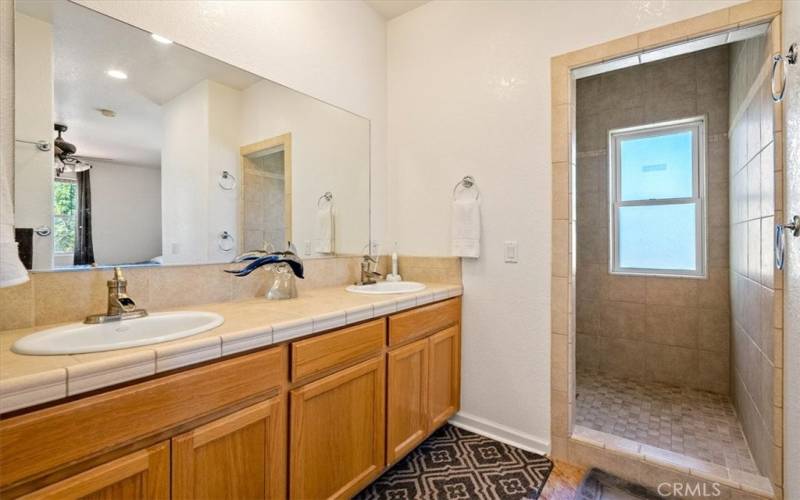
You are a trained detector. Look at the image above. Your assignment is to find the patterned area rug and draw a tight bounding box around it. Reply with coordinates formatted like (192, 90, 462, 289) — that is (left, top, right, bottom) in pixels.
(355, 424, 554, 500)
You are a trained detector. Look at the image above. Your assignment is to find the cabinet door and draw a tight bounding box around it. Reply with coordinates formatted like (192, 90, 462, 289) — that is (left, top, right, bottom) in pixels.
(428, 325, 461, 429)
(386, 338, 429, 464)
(172, 397, 285, 500)
(20, 442, 169, 500)
(290, 356, 385, 500)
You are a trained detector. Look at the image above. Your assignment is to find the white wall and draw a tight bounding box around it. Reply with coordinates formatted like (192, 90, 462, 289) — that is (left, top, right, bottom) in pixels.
(89, 161, 161, 265)
(161, 79, 242, 265)
(206, 80, 242, 262)
(161, 80, 210, 264)
(13, 13, 53, 270)
(240, 80, 370, 257)
(387, 0, 746, 450)
(782, 1, 800, 496)
(0, 0, 13, 263)
(75, 0, 388, 249)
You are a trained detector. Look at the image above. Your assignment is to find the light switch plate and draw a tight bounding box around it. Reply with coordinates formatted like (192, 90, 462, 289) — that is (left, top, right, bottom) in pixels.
(504, 241, 518, 263)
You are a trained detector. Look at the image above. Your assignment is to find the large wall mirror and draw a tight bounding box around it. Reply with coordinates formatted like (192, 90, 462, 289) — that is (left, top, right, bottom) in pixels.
(13, 0, 370, 271)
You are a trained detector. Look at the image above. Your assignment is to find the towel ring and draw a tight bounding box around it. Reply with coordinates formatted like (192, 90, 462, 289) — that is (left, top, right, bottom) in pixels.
(15, 138, 50, 152)
(218, 170, 236, 190)
(218, 231, 235, 252)
(771, 42, 797, 102)
(452, 176, 480, 200)
(317, 191, 333, 208)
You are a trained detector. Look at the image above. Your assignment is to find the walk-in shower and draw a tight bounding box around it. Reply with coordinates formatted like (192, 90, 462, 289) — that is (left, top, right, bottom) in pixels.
(573, 25, 780, 487)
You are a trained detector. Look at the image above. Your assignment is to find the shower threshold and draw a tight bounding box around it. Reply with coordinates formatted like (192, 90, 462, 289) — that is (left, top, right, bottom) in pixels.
(570, 425, 773, 498)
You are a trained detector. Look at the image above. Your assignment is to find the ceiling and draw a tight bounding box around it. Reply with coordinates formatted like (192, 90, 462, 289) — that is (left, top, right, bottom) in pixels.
(365, 0, 429, 20)
(17, 1, 260, 168)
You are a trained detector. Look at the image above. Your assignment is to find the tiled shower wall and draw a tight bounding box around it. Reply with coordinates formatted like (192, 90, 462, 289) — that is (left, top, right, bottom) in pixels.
(575, 46, 731, 394)
(243, 151, 287, 251)
(728, 33, 783, 481)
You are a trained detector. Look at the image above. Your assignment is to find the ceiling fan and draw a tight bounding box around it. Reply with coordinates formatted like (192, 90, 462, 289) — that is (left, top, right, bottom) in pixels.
(53, 123, 93, 176)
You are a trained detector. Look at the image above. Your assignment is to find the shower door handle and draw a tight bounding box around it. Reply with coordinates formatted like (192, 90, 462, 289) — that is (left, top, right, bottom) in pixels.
(775, 215, 800, 270)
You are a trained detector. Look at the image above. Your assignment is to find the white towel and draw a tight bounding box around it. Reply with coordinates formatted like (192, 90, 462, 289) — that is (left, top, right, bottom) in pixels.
(315, 205, 334, 254)
(451, 198, 480, 258)
(0, 174, 29, 288)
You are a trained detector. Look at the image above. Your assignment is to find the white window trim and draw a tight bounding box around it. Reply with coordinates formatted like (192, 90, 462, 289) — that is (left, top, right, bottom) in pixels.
(608, 116, 708, 279)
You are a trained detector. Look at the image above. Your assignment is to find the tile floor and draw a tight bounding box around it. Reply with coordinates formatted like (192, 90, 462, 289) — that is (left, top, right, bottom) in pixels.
(575, 371, 759, 474)
(539, 459, 586, 500)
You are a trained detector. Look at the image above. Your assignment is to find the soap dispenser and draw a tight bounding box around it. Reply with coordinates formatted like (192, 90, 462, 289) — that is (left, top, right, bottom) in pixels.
(386, 242, 402, 282)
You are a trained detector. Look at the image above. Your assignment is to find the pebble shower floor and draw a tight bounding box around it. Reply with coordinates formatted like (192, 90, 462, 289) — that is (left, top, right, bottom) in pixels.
(575, 371, 759, 474)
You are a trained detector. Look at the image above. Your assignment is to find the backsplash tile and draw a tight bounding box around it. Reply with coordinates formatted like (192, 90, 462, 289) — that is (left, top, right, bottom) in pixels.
(149, 265, 233, 310)
(0, 256, 462, 331)
(33, 270, 108, 325)
(0, 280, 33, 331)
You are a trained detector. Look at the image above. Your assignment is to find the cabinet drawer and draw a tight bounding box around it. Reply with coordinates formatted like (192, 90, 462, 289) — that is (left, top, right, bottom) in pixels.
(388, 298, 460, 347)
(0, 347, 284, 489)
(291, 319, 385, 383)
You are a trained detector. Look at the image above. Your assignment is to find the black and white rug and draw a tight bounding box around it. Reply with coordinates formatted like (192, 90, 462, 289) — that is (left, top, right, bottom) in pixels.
(355, 424, 554, 500)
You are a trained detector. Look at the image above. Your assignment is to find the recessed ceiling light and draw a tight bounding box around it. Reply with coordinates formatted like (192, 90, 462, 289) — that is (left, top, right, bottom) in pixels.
(151, 33, 173, 44)
(106, 69, 128, 80)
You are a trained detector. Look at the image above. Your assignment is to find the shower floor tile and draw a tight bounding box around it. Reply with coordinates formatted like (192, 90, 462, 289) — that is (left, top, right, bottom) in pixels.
(575, 372, 759, 475)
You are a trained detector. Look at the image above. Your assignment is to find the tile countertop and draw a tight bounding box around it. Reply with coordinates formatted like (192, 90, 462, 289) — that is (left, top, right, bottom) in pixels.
(0, 282, 462, 414)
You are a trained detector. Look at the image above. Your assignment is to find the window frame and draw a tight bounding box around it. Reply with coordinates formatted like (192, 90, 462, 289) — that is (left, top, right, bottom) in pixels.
(608, 116, 707, 279)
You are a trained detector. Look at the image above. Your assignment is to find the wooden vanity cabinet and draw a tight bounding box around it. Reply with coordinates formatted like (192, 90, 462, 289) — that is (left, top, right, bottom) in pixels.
(386, 300, 461, 465)
(1, 297, 462, 500)
(428, 325, 460, 428)
(289, 356, 385, 500)
(19, 442, 170, 500)
(172, 396, 285, 500)
(386, 338, 429, 463)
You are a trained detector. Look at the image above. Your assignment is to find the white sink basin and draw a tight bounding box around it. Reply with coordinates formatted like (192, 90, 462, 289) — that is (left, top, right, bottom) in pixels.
(12, 311, 224, 355)
(345, 281, 426, 295)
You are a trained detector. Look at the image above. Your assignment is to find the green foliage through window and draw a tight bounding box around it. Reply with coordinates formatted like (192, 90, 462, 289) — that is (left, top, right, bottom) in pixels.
(53, 179, 77, 254)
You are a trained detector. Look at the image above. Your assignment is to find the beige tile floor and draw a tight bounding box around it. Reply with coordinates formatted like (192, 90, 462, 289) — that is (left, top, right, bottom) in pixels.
(575, 371, 759, 474)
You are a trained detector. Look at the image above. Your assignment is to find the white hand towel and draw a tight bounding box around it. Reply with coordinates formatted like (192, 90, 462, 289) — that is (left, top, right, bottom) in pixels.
(451, 198, 480, 258)
(0, 174, 29, 288)
(315, 205, 334, 254)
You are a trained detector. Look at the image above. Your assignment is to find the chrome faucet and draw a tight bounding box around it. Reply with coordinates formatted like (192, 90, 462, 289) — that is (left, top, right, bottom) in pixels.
(357, 255, 382, 285)
(85, 267, 148, 324)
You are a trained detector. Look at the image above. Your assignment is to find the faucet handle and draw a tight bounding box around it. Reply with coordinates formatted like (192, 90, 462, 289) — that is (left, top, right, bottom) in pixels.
(108, 267, 128, 287)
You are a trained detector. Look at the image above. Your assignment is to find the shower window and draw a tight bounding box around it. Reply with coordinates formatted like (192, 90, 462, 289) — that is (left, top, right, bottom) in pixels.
(609, 117, 706, 278)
